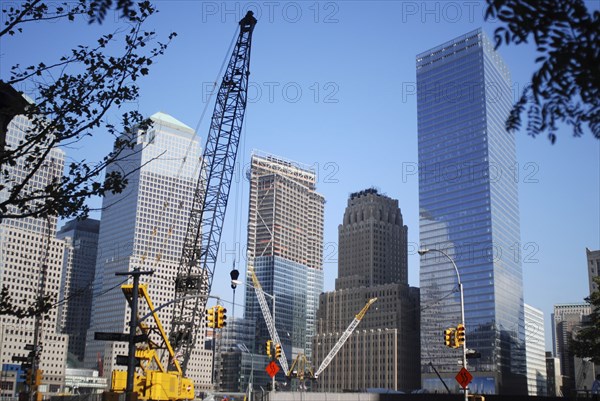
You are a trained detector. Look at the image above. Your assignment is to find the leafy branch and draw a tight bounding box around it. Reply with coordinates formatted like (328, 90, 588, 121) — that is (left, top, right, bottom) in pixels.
(571, 276, 600, 364)
(0, 286, 54, 319)
(1, 0, 177, 220)
(485, 0, 600, 143)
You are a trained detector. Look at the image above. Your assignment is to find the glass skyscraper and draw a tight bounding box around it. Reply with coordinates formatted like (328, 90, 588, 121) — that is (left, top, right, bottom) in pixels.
(417, 29, 526, 394)
(243, 152, 325, 366)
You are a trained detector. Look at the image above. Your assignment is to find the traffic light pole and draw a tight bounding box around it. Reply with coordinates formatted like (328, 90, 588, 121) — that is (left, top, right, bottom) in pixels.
(458, 281, 467, 401)
(271, 294, 275, 396)
(115, 268, 154, 400)
(419, 248, 467, 401)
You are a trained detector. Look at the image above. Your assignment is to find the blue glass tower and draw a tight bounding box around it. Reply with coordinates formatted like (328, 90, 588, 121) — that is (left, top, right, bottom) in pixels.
(244, 152, 325, 369)
(417, 29, 526, 395)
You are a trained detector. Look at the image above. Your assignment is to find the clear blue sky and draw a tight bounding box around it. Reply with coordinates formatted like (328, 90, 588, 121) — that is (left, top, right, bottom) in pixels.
(2, 1, 599, 352)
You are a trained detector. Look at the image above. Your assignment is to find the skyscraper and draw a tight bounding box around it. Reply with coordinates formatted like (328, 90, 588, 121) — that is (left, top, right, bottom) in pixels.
(313, 189, 420, 392)
(83, 112, 212, 392)
(552, 303, 591, 395)
(587, 248, 600, 295)
(0, 114, 69, 394)
(336, 188, 408, 289)
(417, 29, 526, 394)
(57, 218, 100, 362)
(243, 152, 325, 364)
(524, 304, 547, 396)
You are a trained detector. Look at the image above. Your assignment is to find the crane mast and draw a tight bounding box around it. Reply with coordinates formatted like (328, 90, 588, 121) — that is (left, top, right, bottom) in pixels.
(169, 11, 257, 374)
(249, 269, 289, 374)
(313, 298, 377, 378)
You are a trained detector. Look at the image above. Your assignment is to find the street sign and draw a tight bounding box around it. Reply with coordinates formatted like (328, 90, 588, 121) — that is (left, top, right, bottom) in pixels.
(455, 367, 473, 389)
(94, 332, 148, 343)
(265, 360, 280, 379)
(12, 356, 29, 362)
(116, 355, 140, 367)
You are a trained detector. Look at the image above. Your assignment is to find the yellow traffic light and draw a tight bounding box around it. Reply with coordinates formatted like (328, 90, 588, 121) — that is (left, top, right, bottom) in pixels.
(216, 306, 227, 328)
(266, 340, 272, 357)
(206, 307, 216, 328)
(444, 328, 454, 348)
(456, 323, 466, 346)
(275, 344, 282, 359)
(34, 369, 43, 386)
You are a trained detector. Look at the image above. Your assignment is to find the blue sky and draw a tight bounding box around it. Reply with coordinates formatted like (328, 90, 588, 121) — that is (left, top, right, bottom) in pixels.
(2, 1, 599, 352)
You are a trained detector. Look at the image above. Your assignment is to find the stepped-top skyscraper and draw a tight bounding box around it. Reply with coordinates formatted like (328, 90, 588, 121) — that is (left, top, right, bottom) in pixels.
(244, 152, 325, 363)
(417, 29, 526, 394)
(336, 188, 408, 288)
(314, 189, 420, 392)
(84, 112, 212, 392)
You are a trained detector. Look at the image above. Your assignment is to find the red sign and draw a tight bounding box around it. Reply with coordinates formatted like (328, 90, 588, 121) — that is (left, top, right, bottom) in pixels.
(455, 367, 473, 389)
(265, 360, 280, 378)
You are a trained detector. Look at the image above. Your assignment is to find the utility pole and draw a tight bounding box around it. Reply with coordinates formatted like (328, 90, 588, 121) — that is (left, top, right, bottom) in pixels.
(115, 268, 154, 401)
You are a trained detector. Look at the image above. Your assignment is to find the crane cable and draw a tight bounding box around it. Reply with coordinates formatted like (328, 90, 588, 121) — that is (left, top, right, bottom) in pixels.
(137, 26, 240, 282)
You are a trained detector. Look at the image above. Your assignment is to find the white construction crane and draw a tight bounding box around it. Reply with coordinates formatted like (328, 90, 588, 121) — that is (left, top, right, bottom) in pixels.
(313, 298, 377, 378)
(249, 268, 289, 374)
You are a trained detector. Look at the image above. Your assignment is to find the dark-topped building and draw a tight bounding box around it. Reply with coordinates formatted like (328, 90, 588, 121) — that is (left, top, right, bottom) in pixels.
(57, 218, 100, 362)
(336, 188, 408, 289)
(313, 189, 420, 392)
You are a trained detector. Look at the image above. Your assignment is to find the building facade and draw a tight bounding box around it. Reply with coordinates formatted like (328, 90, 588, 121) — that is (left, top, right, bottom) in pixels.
(57, 218, 100, 362)
(545, 351, 562, 397)
(243, 152, 325, 366)
(83, 112, 212, 392)
(587, 248, 600, 295)
(417, 29, 526, 394)
(552, 303, 592, 396)
(215, 317, 270, 393)
(0, 114, 69, 394)
(313, 189, 420, 392)
(524, 304, 547, 396)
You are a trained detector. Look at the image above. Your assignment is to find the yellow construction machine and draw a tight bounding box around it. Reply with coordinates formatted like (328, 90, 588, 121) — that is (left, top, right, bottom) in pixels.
(107, 284, 194, 401)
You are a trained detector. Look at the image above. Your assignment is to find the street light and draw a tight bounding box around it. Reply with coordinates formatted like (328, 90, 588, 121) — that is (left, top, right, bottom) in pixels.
(231, 278, 277, 394)
(237, 343, 254, 401)
(418, 248, 467, 401)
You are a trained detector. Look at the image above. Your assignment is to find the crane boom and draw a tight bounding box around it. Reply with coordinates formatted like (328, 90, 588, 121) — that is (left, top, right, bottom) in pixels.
(313, 298, 377, 378)
(169, 11, 257, 374)
(249, 269, 289, 374)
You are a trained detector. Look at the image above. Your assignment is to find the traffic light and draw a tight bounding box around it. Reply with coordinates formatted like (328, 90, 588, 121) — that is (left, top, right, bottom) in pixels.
(216, 306, 227, 328)
(26, 369, 33, 385)
(275, 344, 282, 359)
(206, 307, 216, 328)
(266, 340, 272, 357)
(456, 323, 466, 346)
(34, 369, 42, 386)
(443, 328, 455, 348)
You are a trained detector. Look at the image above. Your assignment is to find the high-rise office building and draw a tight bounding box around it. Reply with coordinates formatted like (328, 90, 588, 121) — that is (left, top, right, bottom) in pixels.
(524, 304, 547, 396)
(57, 218, 100, 362)
(336, 188, 408, 289)
(83, 112, 212, 392)
(0, 114, 69, 394)
(417, 28, 526, 394)
(552, 303, 591, 395)
(313, 189, 420, 392)
(243, 152, 325, 364)
(215, 317, 270, 393)
(587, 248, 600, 295)
(545, 351, 562, 397)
